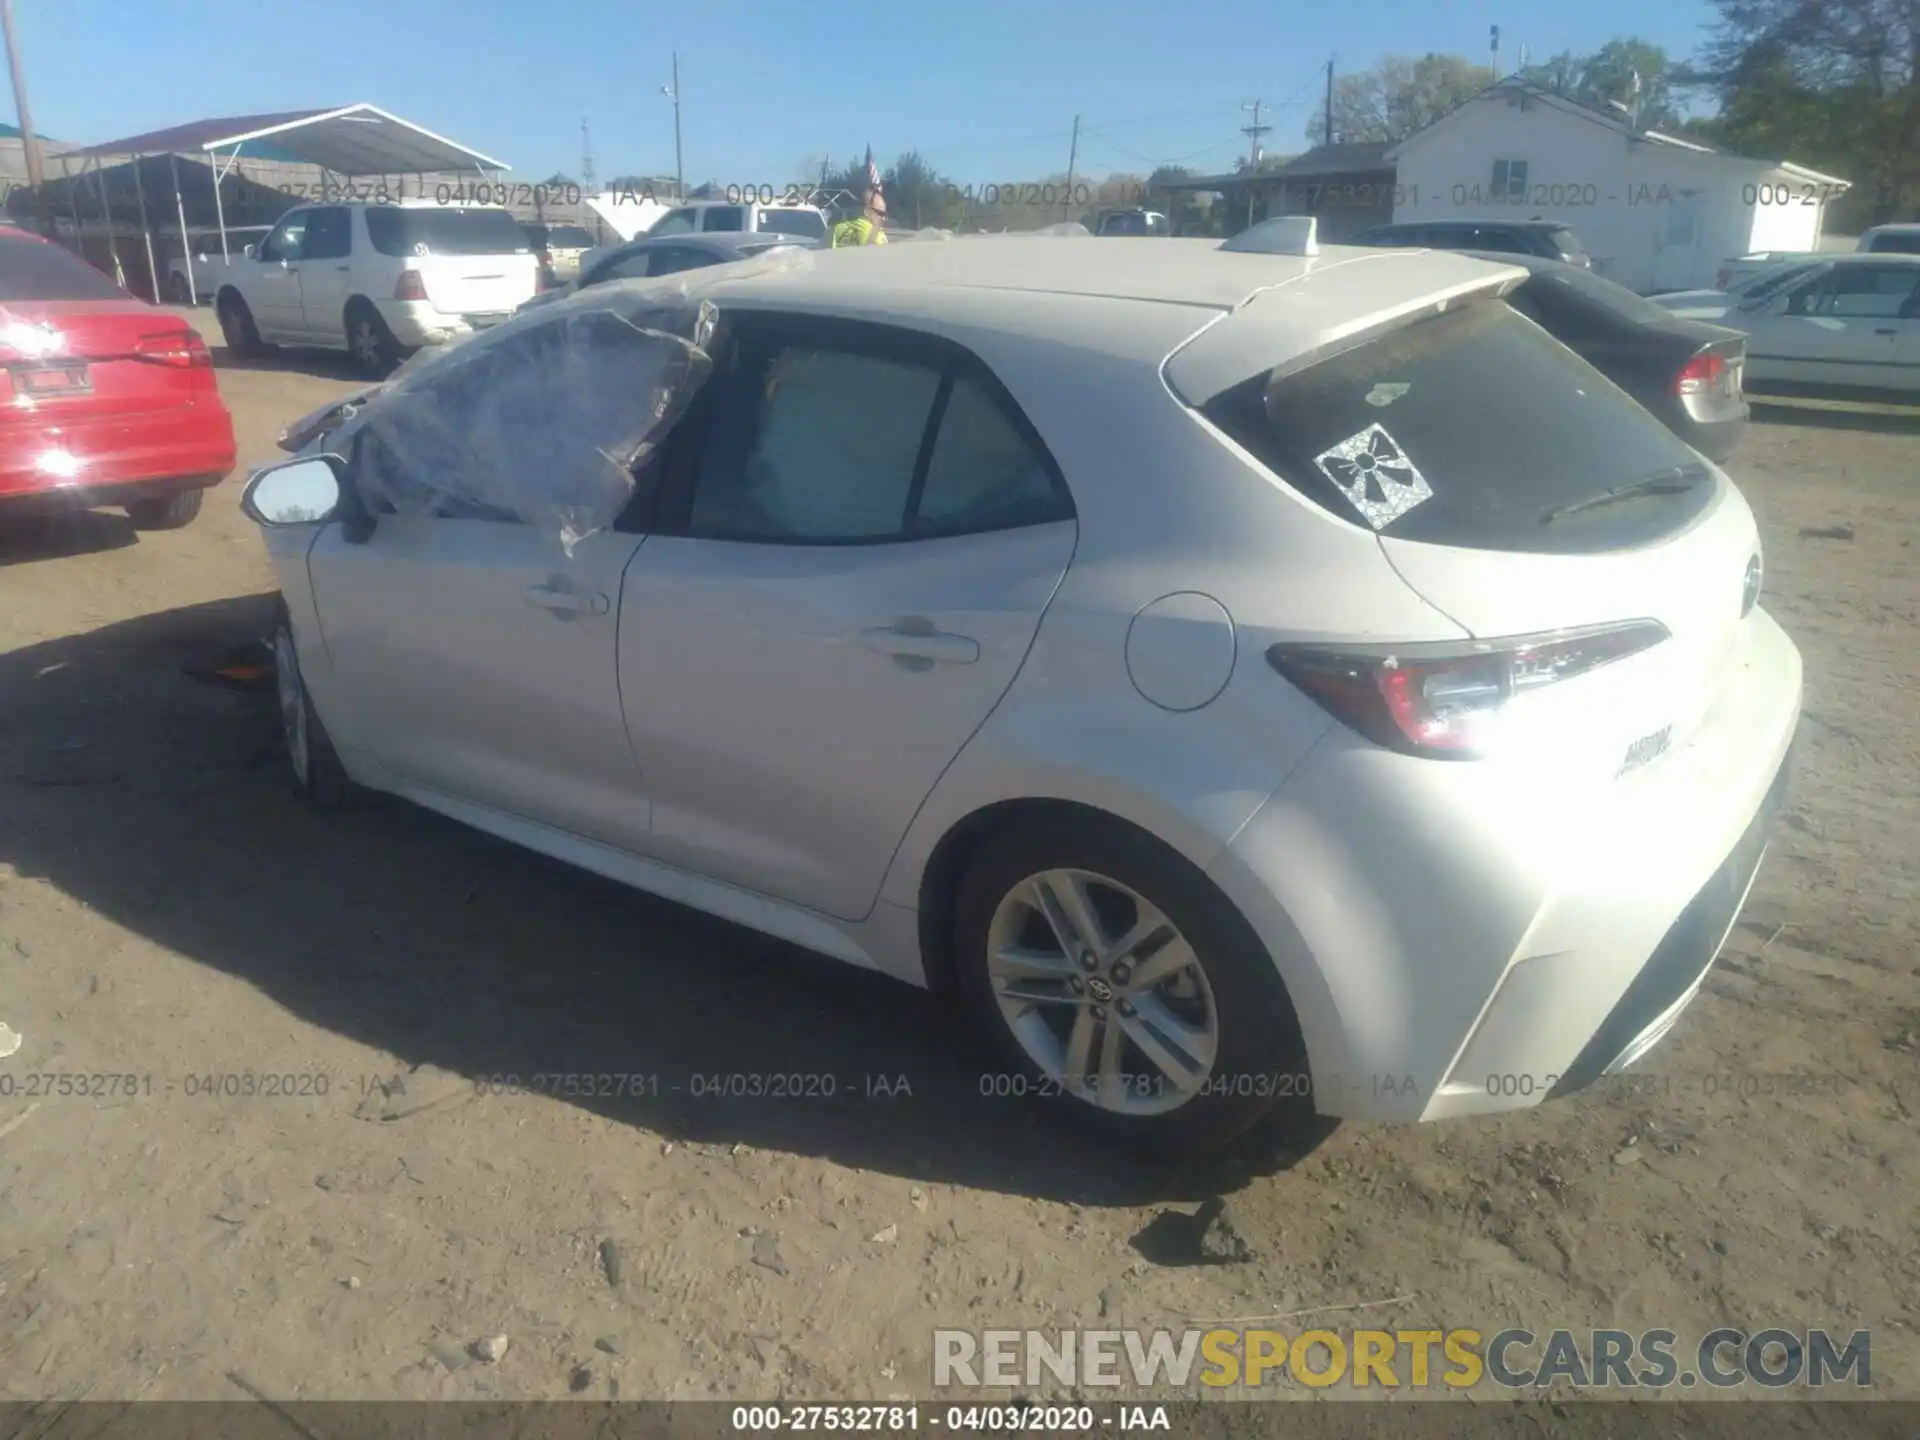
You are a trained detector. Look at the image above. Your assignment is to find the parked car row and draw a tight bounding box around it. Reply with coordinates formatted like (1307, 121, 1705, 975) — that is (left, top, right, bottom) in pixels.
(234, 226, 1801, 1154)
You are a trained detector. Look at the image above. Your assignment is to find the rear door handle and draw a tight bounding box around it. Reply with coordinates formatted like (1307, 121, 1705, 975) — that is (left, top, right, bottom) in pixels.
(335, 265, 350, 272)
(1874, 327, 1897, 335)
(860, 621, 979, 666)
(526, 584, 609, 616)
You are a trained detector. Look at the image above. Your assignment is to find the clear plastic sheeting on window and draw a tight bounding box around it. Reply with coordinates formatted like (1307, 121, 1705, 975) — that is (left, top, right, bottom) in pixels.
(345, 288, 721, 553)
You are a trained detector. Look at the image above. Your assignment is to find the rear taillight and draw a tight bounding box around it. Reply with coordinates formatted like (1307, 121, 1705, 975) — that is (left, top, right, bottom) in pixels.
(1677, 350, 1728, 395)
(1267, 621, 1670, 759)
(394, 269, 428, 301)
(132, 331, 211, 367)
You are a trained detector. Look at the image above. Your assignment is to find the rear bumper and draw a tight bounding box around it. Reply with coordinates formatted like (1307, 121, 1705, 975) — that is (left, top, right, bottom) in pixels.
(1546, 747, 1790, 1098)
(377, 299, 522, 348)
(0, 407, 236, 507)
(1208, 605, 1803, 1123)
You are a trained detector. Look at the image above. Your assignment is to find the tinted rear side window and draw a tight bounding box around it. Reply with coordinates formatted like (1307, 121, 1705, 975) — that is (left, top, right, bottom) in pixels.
(0, 235, 126, 300)
(365, 207, 531, 257)
(700, 206, 746, 231)
(1202, 300, 1715, 555)
(1548, 227, 1590, 261)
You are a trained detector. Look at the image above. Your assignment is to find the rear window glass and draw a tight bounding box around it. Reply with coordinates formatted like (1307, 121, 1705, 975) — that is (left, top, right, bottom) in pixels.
(0, 235, 126, 301)
(1203, 299, 1715, 555)
(365, 207, 531, 258)
(541, 226, 595, 248)
(1529, 265, 1685, 327)
(757, 209, 826, 240)
(700, 206, 746, 231)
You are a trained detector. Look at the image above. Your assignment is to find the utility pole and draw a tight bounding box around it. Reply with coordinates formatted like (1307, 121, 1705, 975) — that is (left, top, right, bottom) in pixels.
(662, 54, 684, 201)
(580, 119, 596, 195)
(1240, 99, 1270, 168)
(1063, 114, 1079, 219)
(1324, 57, 1336, 146)
(2, 0, 53, 238)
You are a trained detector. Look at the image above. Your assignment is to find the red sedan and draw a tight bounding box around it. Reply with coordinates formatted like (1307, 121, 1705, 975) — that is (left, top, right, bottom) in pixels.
(1, 225, 235, 529)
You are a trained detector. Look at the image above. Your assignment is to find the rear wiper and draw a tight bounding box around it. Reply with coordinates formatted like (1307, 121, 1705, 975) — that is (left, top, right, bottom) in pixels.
(1539, 465, 1709, 525)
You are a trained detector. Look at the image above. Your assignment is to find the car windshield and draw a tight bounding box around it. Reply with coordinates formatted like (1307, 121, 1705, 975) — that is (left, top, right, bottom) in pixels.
(1202, 298, 1716, 555)
(0, 233, 127, 301)
(1735, 262, 1828, 306)
(365, 206, 530, 257)
(756, 208, 826, 240)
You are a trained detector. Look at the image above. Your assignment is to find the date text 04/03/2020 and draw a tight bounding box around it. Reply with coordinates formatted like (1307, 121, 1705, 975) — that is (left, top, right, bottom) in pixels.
(727, 1405, 1172, 1432)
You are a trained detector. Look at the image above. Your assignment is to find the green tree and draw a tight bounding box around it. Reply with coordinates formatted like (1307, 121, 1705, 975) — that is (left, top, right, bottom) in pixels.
(1517, 39, 1683, 129)
(1693, 0, 1918, 226)
(1306, 54, 1493, 144)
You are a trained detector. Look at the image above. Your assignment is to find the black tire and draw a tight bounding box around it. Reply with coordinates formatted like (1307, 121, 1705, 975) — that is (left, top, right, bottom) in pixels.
(273, 606, 356, 811)
(954, 814, 1312, 1155)
(125, 488, 204, 530)
(216, 291, 265, 357)
(345, 300, 403, 378)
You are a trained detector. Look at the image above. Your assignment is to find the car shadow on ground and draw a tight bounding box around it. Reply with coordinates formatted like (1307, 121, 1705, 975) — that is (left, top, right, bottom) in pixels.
(0, 595, 1332, 1209)
(0, 510, 140, 567)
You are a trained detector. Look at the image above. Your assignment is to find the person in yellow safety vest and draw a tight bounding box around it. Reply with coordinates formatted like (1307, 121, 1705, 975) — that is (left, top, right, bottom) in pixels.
(830, 187, 889, 248)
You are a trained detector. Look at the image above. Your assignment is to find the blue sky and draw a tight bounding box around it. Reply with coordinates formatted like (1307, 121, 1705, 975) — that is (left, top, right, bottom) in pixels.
(13, 0, 1722, 186)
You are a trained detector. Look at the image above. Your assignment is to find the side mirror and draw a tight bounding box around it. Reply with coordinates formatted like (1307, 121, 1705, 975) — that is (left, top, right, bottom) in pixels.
(241, 454, 346, 528)
(243, 243, 258, 259)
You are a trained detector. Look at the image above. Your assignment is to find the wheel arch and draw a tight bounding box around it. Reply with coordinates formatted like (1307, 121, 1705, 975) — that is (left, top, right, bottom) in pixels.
(908, 786, 1345, 1105)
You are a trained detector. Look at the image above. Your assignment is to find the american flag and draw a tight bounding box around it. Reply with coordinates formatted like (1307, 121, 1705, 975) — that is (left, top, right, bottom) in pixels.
(864, 145, 882, 198)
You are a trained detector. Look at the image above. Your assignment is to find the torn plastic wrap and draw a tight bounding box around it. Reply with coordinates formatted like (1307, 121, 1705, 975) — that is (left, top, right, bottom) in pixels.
(348, 289, 720, 553)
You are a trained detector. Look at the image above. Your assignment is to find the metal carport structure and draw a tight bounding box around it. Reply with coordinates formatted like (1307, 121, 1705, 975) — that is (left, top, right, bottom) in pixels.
(54, 104, 510, 303)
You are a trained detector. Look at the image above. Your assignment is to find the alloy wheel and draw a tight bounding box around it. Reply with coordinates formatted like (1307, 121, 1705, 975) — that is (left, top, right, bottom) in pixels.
(985, 868, 1219, 1116)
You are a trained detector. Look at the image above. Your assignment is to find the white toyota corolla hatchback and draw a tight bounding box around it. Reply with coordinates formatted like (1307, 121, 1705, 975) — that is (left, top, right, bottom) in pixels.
(243, 235, 1801, 1152)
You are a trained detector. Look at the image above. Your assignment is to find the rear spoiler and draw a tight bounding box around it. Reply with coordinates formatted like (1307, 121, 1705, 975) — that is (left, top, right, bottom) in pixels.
(1164, 248, 1528, 406)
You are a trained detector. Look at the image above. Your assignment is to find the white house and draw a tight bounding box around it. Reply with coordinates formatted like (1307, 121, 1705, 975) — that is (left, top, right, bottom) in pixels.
(1387, 81, 1851, 293)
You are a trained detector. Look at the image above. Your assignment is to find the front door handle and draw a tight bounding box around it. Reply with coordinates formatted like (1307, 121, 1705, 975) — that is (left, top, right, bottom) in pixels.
(526, 584, 609, 616)
(335, 265, 350, 272)
(1874, 327, 1897, 336)
(860, 619, 979, 667)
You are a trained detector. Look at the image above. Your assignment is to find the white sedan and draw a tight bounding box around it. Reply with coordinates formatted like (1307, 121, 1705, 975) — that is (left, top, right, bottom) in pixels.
(1653, 253, 1920, 395)
(241, 237, 1801, 1152)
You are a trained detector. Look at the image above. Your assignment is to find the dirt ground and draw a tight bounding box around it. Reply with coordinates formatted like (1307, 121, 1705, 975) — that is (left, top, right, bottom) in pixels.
(0, 314, 1916, 1405)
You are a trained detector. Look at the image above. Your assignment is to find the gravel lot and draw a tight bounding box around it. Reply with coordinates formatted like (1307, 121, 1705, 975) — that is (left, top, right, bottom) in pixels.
(1, 317, 1916, 1404)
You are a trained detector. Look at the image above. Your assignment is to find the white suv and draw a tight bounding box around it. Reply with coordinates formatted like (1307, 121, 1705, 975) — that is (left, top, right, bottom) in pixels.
(214, 201, 539, 375)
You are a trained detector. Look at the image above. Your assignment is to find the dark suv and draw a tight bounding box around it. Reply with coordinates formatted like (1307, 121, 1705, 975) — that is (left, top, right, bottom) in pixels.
(1352, 219, 1592, 268)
